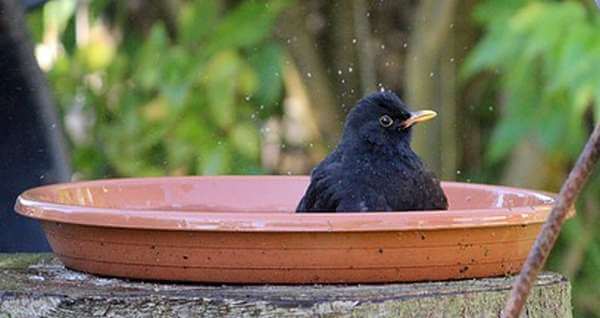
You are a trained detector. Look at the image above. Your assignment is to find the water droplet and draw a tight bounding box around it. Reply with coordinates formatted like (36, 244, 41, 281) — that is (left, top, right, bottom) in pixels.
(259, 104, 265, 110)
(403, 42, 408, 48)
(488, 106, 494, 111)
(51, 123, 56, 128)
(250, 113, 256, 120)
(309, 143, 314, 148)
(281, 144, 287, 149)
(287, 38, 292, 44)
(337, 69, 342, 75)
(380, 44, 385, 49)
(456, 170, 462, 175)
(450, 57, 455, 63)
(429, 72, 435, 78)
(348, 66, 353, 72)
(450, 23, 454, 29)
(245, 96, 251, 101)
(287, 171, 292, 176)
(352, 38, 357, 44)
(341, 79, 346, 84)
(306, 72, 312, 78)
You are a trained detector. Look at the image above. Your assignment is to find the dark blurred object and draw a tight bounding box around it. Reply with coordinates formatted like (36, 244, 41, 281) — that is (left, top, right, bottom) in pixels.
(21, 0, 47, 10)
(0, 0, 71, 252)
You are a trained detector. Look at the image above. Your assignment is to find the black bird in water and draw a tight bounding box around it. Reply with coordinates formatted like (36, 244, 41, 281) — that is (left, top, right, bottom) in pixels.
(296, 91, 448, 212)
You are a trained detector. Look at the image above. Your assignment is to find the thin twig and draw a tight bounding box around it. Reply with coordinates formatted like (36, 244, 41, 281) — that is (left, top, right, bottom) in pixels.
(502, 123, 600, 318)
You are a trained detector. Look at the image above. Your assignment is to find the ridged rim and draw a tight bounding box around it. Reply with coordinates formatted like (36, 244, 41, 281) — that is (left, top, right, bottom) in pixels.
(15, 176, 564, 232)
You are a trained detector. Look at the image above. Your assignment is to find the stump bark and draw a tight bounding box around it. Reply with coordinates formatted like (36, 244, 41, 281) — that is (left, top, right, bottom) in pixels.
(0, 253, 571, 317)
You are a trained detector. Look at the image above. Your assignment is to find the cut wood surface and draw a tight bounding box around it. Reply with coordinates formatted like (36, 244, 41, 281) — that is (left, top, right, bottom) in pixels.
(0, 253, 570, 318)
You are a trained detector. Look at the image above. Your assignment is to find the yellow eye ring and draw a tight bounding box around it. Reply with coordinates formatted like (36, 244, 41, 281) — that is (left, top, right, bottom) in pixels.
(379, 114, 394, 127)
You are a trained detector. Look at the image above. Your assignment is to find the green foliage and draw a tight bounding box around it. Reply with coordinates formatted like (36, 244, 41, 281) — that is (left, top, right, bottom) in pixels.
(464, 1, 600, 316)
(463, 0, 600, 164)
(38, 0, 288, 178)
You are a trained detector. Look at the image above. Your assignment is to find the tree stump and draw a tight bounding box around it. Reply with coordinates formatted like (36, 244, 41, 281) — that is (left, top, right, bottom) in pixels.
(0, 254, 571, 317)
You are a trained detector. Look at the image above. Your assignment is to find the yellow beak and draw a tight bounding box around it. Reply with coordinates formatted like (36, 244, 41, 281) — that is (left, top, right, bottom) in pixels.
(402, 110, 437, 128)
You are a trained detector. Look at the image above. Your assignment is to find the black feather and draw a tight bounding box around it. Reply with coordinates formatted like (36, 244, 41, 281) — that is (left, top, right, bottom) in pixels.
(296, 91, 448, 212)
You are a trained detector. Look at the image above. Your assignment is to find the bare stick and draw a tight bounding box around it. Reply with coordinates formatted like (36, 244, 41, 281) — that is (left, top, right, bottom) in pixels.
(502, 123, 600, 318)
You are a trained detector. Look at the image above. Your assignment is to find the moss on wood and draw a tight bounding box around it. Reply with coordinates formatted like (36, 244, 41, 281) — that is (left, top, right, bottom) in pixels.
(0, 254, 571, 317)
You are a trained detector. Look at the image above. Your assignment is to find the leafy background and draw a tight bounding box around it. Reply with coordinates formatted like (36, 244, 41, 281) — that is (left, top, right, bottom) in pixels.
(29, 0, 288, 178)
(463, 1, 600, 315)
(26, 0, 600, 316)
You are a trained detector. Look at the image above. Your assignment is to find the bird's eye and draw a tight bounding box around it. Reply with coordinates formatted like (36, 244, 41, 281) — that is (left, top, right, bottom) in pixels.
(379, 114, 394, 128)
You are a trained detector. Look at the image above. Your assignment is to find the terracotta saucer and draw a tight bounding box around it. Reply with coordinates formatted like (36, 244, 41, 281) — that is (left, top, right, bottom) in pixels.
(15, 176, 570, 284)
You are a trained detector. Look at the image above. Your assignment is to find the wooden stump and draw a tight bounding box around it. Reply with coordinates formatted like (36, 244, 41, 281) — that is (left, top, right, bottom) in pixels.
(0, 254, 571, 317)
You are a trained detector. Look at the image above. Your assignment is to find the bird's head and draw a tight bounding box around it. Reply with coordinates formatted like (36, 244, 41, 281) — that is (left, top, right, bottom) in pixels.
(342, 91, 437, 148)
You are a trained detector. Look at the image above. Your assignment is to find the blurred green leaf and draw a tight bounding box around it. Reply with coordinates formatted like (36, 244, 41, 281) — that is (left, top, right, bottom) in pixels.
(472, 0, 527, 25)
(134, 24, 169, 90)
(238, 63, 259, 96)
(205, 0, 289, 54)
(204, 50, 241, 129)
(231, 123, 261, 160)
(26, 9, 45, 43)
(199, 144, 231, 175)
(72, 145, 106, 178)
(178, 0, 219, 46)
(248, 43, 283, 107)
(160, 46, 194, 106)
(486, 116, 529, 163)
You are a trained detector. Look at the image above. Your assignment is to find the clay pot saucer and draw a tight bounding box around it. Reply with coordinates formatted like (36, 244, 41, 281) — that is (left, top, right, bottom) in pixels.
(15, 176, 571, 284)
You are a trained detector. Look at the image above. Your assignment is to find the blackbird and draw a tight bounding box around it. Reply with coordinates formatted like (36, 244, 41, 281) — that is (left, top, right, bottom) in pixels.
(296, 91, 448, 212)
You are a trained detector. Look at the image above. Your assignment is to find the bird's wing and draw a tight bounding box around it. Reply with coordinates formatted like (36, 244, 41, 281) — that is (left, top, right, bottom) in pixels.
(421, 171, 449, 210)
(296, 161, 344, 212)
